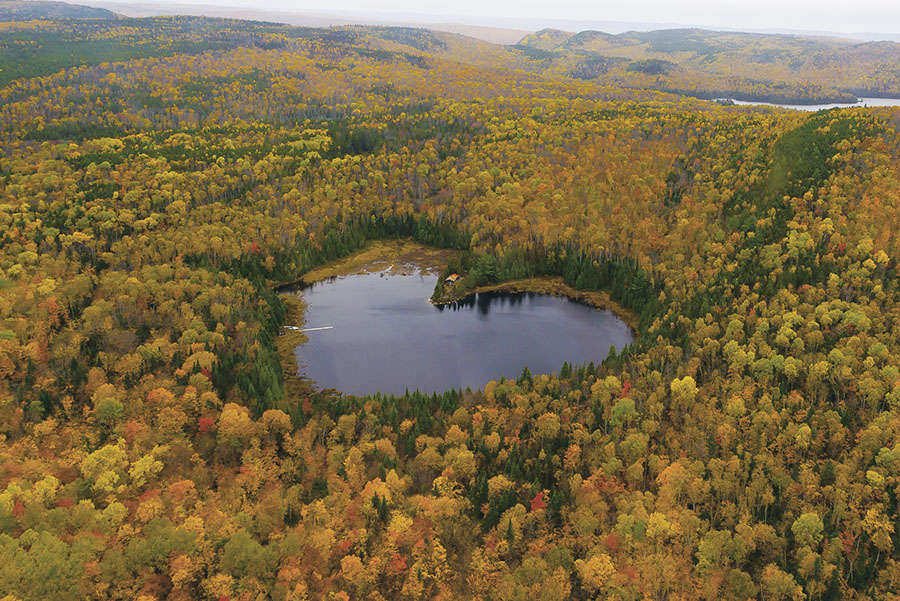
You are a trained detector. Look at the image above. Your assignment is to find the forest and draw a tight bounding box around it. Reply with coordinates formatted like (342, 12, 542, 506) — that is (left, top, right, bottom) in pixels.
(0, 3, 900, 601)
(516, 27, 900, 103)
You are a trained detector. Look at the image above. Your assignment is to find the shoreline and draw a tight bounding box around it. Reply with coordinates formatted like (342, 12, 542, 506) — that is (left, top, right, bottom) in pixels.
(275, 240, 640, 335)
(274, 293, 316, 399)
(431, 276, 640, 333)
(273, 243, 641, 396)
(274, 239, 456, 293)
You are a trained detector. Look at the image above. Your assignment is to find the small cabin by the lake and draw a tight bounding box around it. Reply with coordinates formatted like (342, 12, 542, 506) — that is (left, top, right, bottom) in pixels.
(444, 273, 461, 284)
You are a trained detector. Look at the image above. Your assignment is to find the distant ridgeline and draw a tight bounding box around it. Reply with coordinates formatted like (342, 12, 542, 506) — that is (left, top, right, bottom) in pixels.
(516, 27, 900, 103)
(1, 6, 900, 601)
(0, 0, 118, 20)
(2, 10, 900, 101)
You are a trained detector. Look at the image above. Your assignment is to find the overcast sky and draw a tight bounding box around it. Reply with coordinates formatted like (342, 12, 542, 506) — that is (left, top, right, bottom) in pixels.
(104, 0, 900, 34)
(95, 0, 900, 34)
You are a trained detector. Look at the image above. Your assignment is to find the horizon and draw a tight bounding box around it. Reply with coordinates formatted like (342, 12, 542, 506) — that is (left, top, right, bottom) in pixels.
(79, 0, 900, 36)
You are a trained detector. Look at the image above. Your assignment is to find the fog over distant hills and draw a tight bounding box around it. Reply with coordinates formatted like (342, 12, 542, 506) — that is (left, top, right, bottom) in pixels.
(81, 0, 900, 43)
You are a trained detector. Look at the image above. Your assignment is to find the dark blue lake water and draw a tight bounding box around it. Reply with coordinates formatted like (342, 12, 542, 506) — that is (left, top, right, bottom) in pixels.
(291, 270, 634, 396)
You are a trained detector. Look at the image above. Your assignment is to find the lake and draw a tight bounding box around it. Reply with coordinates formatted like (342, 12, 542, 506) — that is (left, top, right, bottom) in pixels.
(725, 97, 900, 111)
(290, 270, 634, 396)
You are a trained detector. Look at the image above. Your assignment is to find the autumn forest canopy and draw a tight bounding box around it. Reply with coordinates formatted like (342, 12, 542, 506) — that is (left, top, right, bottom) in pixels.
(1, 2, 900, 600)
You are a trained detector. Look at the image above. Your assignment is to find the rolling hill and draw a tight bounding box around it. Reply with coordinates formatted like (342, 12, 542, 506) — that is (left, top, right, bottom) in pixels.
(518, 27, 900, 101)
(0, 0, 117, 20)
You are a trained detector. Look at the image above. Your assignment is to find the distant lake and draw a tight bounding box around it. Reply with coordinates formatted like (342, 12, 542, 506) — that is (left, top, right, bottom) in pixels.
(290, 270, 634, 396)
(725, 97, 900, 111)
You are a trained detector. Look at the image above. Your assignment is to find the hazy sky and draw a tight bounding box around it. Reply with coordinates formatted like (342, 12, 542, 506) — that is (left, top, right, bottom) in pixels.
(198, 0, 900, 33)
